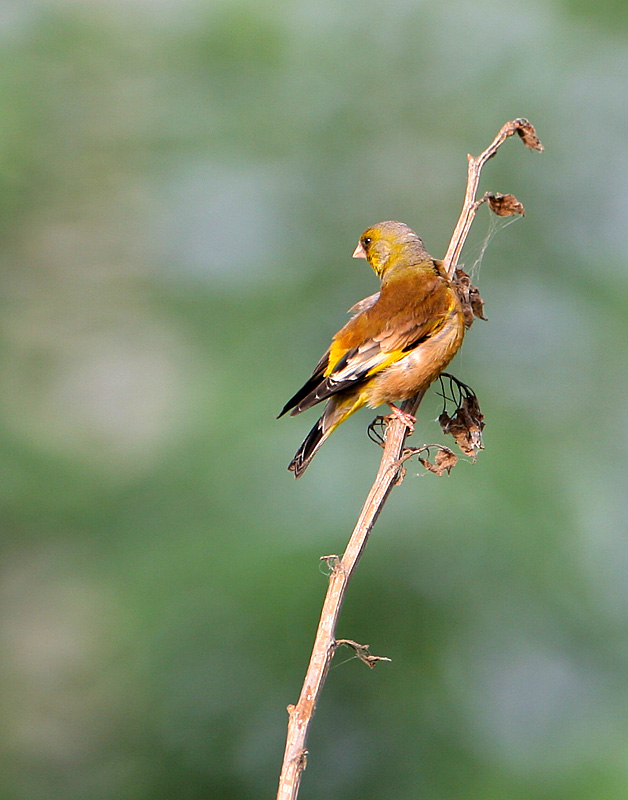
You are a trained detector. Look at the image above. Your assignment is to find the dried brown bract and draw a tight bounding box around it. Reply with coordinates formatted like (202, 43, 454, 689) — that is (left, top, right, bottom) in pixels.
(487, 192, 525, 217)
(418, 446, 458, 476)
(438, 393, 485, 460)
(454, 269, 487, 328)
(469, 284, 486, 321)
(514, 118, 544, 152)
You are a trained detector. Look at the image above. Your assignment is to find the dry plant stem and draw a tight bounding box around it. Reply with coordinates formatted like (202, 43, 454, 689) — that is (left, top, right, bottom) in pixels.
(276, 119, 539, 800)
(277, 390, 424, 800)
(443, 118, 536, 276)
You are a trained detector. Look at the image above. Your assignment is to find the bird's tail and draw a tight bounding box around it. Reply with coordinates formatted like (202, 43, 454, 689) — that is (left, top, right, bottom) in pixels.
(288, 394, 363, 478)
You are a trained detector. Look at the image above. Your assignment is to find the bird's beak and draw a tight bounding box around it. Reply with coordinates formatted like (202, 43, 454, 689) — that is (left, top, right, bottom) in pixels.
(352, 241, 367, 259)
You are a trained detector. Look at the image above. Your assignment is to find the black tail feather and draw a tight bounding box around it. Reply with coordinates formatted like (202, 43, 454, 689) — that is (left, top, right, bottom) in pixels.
(288, 416, 326, 478)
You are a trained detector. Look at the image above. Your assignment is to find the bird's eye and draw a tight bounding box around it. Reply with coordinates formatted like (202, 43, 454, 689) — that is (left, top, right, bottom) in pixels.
(363, 237, 372, 246)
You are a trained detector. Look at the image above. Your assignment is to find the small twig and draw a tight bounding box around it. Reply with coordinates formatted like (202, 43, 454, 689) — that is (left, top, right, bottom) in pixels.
(367, 415, 389, 447)
(335, 639, 392, 668)
(276, 119, 543, 800)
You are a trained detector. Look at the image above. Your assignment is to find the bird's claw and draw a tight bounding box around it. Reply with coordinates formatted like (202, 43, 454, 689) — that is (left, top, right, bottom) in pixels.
(388, 404, 416, 433)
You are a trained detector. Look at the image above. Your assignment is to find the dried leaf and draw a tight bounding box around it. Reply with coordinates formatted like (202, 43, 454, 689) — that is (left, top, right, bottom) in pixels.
(453, 268, 487, 328)
(439, 394, 485, 459)
(487, 192, 525, 217)
(461, 307, 475, 329)
(418, 446, 458, 476)
(438, 411, 452, 434)
(417, 455, 440, 475)
(435, 447, 458, 474)
(514, 118, 544, 152)
(468, 283, 487, 320)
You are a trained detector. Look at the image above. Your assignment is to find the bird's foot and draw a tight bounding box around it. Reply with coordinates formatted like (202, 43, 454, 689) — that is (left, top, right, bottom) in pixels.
(388, 404, 416, 433)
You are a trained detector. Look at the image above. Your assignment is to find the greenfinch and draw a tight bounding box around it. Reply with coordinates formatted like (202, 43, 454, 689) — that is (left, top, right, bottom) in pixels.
(279, 220, 465, 478)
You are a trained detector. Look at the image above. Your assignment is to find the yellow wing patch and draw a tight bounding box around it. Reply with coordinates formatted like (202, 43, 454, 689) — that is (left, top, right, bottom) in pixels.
(365, 349, 406, 377)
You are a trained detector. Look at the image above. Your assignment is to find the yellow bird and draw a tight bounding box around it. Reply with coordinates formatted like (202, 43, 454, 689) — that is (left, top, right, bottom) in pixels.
(279, 220, 465, 478)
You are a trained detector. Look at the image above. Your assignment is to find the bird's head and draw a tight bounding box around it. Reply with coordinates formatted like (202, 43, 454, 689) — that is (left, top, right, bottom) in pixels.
(352, 220, 429, 279)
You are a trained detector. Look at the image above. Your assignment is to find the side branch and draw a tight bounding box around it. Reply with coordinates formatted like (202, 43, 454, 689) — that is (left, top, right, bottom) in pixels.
(276, 118, 543, 800)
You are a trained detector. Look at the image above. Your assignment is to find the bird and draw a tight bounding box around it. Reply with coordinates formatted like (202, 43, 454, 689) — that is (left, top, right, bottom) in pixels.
(279, 220, 465, 478)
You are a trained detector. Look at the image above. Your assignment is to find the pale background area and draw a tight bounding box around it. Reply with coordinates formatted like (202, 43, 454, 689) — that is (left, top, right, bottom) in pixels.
(0, 1, 627, 798)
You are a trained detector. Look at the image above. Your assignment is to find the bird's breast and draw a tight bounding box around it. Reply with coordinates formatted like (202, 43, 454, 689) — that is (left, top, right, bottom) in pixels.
(364, 311, 465, 407)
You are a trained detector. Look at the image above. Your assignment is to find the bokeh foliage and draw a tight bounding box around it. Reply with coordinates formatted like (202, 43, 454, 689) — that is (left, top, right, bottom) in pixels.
(0, 1, 627, 799)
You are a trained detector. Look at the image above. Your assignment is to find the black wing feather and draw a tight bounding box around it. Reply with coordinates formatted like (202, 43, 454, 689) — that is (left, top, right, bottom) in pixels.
(277, 350, 330, 418)
(288, 346, 364, 414)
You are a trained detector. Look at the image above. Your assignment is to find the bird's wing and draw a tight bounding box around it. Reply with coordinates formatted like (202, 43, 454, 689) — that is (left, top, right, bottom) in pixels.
(347, 292, 380, 316)
(277, 349, 330, 418)
(278, 290, 384, 417)
(289, 270, 454, 414)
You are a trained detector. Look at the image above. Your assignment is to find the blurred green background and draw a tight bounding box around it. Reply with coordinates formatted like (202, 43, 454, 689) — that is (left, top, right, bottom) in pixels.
(1, 1, 627, 798)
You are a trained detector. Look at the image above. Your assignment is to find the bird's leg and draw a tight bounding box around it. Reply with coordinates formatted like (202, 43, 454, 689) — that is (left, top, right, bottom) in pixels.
(387, 404, 416, 433)
(369, 406, 416, 446)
